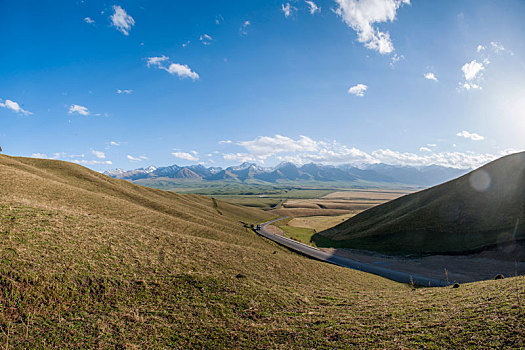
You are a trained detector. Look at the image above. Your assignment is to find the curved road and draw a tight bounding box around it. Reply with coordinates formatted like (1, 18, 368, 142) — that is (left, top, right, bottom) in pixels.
(256, 217, 450, 287)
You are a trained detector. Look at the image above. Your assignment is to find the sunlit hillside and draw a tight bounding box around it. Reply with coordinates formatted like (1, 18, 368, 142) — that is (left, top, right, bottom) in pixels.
(0, 155, 523, 348)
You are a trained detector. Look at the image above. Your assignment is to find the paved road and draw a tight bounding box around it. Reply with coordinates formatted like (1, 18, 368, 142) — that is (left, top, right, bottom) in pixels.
(256, 217, 450, 287)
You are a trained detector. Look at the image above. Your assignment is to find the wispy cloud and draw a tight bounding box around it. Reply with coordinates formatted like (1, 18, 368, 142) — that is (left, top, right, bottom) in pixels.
(240, 20, 251, 35)
(490, 41, 508, 54)
(31, 152, 111, 165)
(117, 89, 133, 94)
(74, 159, 113, 165)
(305, 1, 320, 14)
(239, 135, 318, 159)
(0, 98, 32, 115)
(84, 17, 95, 24)
(109, 141, 121, 146)
(200, 34, 214, 45)
(68, 104, 90, 116)
(348, 83, 368, 97)
(146, 56, 199, 80)
(282, 3, 296, 18)
(127, 154, 148, 162)
(333, 0, 410, 54)
(456, 130, 484, 141)
(172, 152, 199, 161)
(219, 140, 232, 144)
(110, 5, 135, 35)
(91, 150, 106, 159)
(223, 153, 257, 163)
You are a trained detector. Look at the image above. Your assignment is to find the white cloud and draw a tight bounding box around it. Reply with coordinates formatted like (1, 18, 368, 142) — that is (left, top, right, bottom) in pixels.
(424, 72, 438, 81)
(348, 83, 368, 97)
(370, 149, 501, 169)
(31, 153, 48, 159)
(91, 150, 106, 159)
(146, 56, 199, 80)
(224, 134, 517, 169)
(84, 17, 95, 24)
(462, 60, 484, 81)
(164, 64, 199, 80)
(146, 55, 169, 67)
(219, 140, 232, 144)
(459, 60, 486, 90)
(68, 104, 89, 116)
(240, 20, 251, 35)
(182, 41, 190, 48)
(279, 144, 377, 166)
(200, 34, 213, 45)
(389, 53, 404, 67)
(110, 5, 135, 36)
(0, 99, 32, 115)
(305, 1, 320, 14)
(239, 135, 318, 159)
(30, 152, 112, 165)
(456, 130, 485, 141)
(282, 3, 296, 18)
(172, 152, 199, 161)
(127, 155, 148, 162)
(223, 153, 257, 163)
(117, 89, 133, 94)
(477, 44, 486, 52)
(74, 159, 113, 165)
(110, 141, 121, 146)
(427, 143, 437, 147)
(490, 41, 506, 54)
(333, 0, 409, 54)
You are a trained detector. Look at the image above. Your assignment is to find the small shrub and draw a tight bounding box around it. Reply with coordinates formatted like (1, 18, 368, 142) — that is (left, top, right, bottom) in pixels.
(452, 283, 460, 289)
(494, 274, 505, 280)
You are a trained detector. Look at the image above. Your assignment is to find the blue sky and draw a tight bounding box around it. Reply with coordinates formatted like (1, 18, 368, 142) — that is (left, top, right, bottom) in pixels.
(1, 0, 524, 171)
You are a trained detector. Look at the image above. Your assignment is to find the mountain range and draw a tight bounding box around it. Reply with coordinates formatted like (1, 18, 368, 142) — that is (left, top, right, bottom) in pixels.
(105, 162, 468, 187)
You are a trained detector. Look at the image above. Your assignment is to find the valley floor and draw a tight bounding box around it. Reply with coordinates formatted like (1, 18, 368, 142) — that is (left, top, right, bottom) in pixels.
(322, 247, 525, 284)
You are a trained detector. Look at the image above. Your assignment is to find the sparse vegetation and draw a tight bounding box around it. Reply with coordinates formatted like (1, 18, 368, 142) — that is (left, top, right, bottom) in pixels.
(0, 155, 524, 348)
(316, 152, 525, 256)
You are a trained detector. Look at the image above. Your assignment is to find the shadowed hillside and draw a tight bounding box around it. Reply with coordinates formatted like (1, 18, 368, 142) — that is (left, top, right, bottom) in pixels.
(0, 155, 523, 348)
(315, 152, 525, 256)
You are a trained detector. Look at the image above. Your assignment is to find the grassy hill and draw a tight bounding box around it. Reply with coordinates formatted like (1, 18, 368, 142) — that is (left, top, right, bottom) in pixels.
(0, 154, 523, 348)
(315, 152, 525, 256)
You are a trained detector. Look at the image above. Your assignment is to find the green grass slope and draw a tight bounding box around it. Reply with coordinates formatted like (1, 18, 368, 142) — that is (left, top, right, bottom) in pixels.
(315, 152, 525, 256)
(0, 155, 523, 348)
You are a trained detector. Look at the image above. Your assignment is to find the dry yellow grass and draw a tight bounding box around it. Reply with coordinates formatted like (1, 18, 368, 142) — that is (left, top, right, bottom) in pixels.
(0, 155, 523, 348)
(288, 213, 357, 232)
(321, 189, 412, 200)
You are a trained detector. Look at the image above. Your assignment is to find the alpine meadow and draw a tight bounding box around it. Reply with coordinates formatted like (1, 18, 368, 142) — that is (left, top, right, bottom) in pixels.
(1, 0, 524, 348)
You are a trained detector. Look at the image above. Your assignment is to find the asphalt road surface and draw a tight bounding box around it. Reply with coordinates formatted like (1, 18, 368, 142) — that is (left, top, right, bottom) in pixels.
(257, 217, 450, 287)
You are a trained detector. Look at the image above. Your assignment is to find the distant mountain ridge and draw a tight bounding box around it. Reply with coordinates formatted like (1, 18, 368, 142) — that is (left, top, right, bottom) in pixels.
(106, 161, 468, 187)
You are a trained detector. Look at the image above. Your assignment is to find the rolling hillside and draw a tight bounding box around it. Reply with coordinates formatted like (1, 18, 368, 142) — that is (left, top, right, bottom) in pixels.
(0, 155, 523, 348)
(316, 152, 525, 256)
